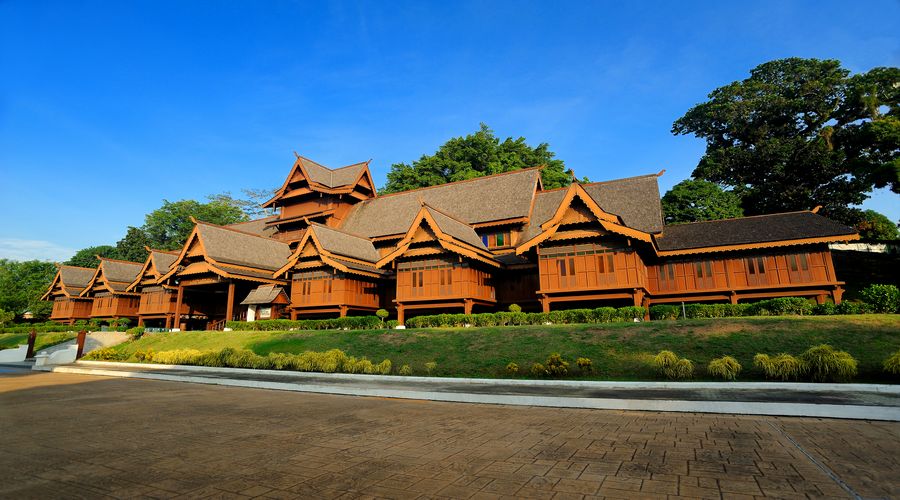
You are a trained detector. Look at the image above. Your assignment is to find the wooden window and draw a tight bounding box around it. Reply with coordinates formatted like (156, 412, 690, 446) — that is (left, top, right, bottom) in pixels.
(480, 231, 511, 248)
(658, 263, 677, 291)
(787, 253, 812, 282)
(745, 257, 768, 286)
(694, 260, 714, 289)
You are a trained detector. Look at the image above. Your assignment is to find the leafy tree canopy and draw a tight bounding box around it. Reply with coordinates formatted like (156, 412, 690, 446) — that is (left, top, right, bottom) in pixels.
(114, 226, 151, 263)
(65, 245, 118, 268)
(0, 259, 57, 320)
(142, 198, 248, 251)
(673, 58, 899, 224)
(382, 124, 581, 194)
(854, 209, 899, 240)
(661, 179, 744, 224)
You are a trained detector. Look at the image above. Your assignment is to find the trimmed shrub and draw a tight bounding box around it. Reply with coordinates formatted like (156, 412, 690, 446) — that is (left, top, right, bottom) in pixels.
(649, 305, 679, 320)
(508, 303, 522, 313)
(530, 362, 546, 376)
(133, 349, 154, 362)
(576, 357, 592, 373)
(398, 364, 412, 376)
(376, 309, 389, 324)
(813, 303, 837, 315)
(753, 353, 803, 381)
(883, 350, 900, 375)
(506, 362, 519, 375)
(126, 326, 145, 340)
(707, 356, 742, 381)
(653, 350, 694, 380)
(83, 347, 128, 361)
(425, 361, 437, 375)
(617, 306, 645, 321)
(544, 353, 569, 376)
(860, 284, 900, 313)
(386, 320, 399, 329)
(836, 301, 870, 315)
(799, 344, 858, 382)
(225, 316, 383, 332)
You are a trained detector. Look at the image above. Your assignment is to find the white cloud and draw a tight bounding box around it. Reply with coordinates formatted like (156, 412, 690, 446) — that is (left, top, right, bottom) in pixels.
(0, 238, 76, 262)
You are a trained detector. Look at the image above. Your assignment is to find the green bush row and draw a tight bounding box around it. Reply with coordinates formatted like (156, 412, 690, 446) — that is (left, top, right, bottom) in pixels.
(648, 297, 876, 320)
(225, 316, 385, 331)
(405, 307, 646, 328)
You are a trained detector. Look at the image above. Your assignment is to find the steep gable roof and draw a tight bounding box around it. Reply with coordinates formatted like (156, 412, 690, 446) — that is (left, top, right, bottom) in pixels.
(341, 168, 542, 239)
(654, 211, 858, 254)
(42, 265, 96, 299)
(240, 285, 288, 305)
(423, 206, 486, 249)
(581, 174, 663, 233)
(307, 223, 380, 263)
(195, 222, 292, 271)
(263, 156, 374, 207)
(226, 216, 278, 238)
(151, 250, 179, 275)
(80, 258, 144, 295)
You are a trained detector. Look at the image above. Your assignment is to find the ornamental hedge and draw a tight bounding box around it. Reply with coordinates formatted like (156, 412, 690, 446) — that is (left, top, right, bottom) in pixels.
(649, 296, 874, 321)
(225, 316, 384, 331)
(404, 306, 646, 329)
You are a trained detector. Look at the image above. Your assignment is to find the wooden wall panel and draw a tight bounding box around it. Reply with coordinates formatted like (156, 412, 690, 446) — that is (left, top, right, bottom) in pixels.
(538, 243, 644, 293)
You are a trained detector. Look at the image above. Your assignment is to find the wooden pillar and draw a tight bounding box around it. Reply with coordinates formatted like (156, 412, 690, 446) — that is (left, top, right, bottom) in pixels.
(832, 286, 844, 305)
(463, 299, 473, 315)
(339, 305, 348, 318)
(26, 329, 37, 358)
(225, 282, 235, 322)
(164, 314, 172, 329)
(397, 304, 405, 326)
(290, 309, 298, 320)
(632, 289, 644, 307)
(729, 293, 739, 305)
(137, 317, 144, 327)
(815, 294, 827, 305)
(75, 330, 87, 359)
(642, 298, 651, 322)
(541, 296, 550, 313)
(174, 285, 184, 330)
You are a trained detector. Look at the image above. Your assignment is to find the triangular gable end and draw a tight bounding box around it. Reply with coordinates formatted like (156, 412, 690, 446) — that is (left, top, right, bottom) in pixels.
(41, 269, 65, 300)
(376, 207, 500, 269)
(79, 262, 113, 297)
(517, 184, 652, 255)
(273, 227, 383, 279)
(157, 225, 208, 283)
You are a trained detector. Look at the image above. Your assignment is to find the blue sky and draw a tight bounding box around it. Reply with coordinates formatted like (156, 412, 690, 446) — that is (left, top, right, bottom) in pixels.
(1, 0, 897, 261)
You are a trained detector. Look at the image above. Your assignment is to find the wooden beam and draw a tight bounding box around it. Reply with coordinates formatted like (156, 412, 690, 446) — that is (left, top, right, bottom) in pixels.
(174, 285, 184, 330)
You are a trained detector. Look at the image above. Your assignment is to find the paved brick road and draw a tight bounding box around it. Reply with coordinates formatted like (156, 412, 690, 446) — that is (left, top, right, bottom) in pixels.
(1, 371, 897, 499)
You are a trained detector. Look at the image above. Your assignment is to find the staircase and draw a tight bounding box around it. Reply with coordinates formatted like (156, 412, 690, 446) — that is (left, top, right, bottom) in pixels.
(208, 319, 228, 331)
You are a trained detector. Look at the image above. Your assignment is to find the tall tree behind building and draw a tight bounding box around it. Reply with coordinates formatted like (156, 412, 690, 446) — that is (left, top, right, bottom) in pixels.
(673, 58, 899, 224)
(382, 124, 580, 194)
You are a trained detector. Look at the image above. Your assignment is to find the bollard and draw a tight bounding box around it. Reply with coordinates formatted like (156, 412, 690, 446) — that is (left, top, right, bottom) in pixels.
(26, 328, 37, 358)
(75, 330, 87, 359)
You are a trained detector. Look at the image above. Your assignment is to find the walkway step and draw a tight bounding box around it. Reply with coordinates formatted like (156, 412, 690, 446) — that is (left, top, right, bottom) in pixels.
(45, 361, 900, 421)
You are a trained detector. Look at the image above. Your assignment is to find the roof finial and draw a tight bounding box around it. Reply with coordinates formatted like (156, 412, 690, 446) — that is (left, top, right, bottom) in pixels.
(293, 151, 300, 159)
(811, 205, 822, 214)
(656, 169, 666, 177)
(567, 169, 578, 183)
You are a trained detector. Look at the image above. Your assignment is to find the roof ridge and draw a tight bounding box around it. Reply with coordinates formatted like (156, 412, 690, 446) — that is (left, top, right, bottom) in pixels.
(98, 256, 144, 266)
(149, 248, 181, 255)
(659, 210, 817, 232)
(228, 215, 278, 226)
(422, 204, 473, 227)
(309, 221, 373, 241)
(195, 219, 288, 244)
(59, 264, 96, 271)
(369, 167, 544, 201)
(581, 172, 661, 187)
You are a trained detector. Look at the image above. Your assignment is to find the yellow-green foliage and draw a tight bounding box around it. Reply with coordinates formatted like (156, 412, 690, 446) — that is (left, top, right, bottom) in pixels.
(707, 356, 742, 381)
(83, 347, 128, 361)
(506, 362, 519, 374)
(544, 353, 569, 376)
(530, 362, 546, 376)
(753, 353, 803, 381)
(653, 350, 694, 380)
(398, 364, 412, 376)
(884, 350, 900, 375)
(424, 361, 437, 375)
(799, 344, 858, 382)
(141, 347, 394, 376)
(576, 357, 592, 373)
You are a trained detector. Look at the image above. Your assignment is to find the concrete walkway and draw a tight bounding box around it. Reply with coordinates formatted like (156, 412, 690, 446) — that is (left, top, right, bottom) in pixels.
(43, 360, 900, 421)
(36, 331, 129, 356)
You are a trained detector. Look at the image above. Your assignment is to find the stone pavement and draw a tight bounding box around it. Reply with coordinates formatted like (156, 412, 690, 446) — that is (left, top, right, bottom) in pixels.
(36, 330, 130, 356)
(1, 370, 898, 499)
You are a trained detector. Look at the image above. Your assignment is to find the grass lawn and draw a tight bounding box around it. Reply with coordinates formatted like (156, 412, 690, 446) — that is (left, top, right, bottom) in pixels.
(0, 332, 77, 353)
(108, 315, 900, 382)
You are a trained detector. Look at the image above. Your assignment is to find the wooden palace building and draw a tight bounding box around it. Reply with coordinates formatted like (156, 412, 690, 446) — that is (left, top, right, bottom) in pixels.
(46, 155, 859, 329)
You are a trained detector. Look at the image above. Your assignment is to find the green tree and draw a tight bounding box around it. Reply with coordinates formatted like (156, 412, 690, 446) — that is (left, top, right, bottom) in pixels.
(854, 210, 899, 240)
(0, 259, 57, 320)
(143, 198, 248, 251)
(673, 58, 899, 224)
(661, 179, 744, 224)
(382, 124, 579, 194)
(207, 189, 277, 220)
(114, 226, 151, 262)
(0, 309, 15, 326)
(65, 245, 118, 268)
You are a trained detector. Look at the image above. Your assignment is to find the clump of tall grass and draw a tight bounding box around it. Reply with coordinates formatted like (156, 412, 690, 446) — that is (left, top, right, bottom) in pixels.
(653, 350, 694, 380)
(798, 344, 857, 382)
(707, 356, 742, 381)
(753, 353, 803, 381)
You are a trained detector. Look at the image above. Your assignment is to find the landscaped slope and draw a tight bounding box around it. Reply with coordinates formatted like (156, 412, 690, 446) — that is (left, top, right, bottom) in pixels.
(104, 315, 900, 382)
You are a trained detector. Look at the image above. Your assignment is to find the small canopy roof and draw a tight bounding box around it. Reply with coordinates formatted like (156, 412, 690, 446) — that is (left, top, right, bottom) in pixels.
(240, 285, 288, 305)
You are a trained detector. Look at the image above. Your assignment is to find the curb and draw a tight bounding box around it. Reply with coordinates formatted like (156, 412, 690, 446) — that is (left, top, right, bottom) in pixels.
(41, 361, 900, 422)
